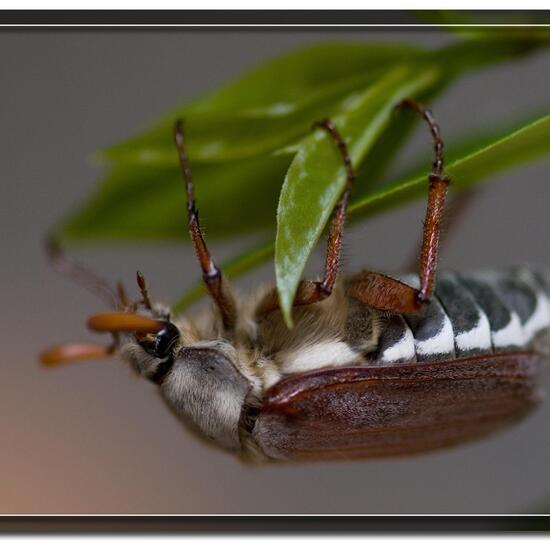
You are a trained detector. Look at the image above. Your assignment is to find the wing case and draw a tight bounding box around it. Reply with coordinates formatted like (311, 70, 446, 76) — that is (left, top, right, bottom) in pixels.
(251, 353, 544, 462)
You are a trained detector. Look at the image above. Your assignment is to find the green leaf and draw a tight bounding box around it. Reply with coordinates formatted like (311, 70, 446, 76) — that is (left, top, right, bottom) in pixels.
(171, 42, 425, 114)
(348, 110, 550, 221)
(60, 36, 550, 246)
(60, 153, 292, 242)
(275, 65, 439, 326)
(101, 42, 423, 165)
(101, 75, 378, 165)
(101, 36, 540, 167)
(174, 109, 550, 314)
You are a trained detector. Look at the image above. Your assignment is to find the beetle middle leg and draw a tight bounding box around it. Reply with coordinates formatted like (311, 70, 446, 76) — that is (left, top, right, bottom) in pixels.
(255, 118, 355, 319)
(347, 100, 451, 314)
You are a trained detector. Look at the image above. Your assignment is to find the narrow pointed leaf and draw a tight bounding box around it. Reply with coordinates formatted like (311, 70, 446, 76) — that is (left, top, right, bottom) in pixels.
(59, 153, 292, 242)
(275, 65, 439, 325)
(190, 42, 423, 113)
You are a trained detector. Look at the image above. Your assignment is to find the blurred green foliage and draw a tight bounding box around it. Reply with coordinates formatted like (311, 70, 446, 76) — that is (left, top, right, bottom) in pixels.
(55, 32, 550, 324)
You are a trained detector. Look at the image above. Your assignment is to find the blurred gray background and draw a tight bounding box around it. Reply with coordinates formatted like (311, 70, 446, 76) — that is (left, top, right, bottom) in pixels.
(2, 29, 550, 514)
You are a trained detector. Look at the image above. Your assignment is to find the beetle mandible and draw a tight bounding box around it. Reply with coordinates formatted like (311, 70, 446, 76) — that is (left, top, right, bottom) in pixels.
(40, 100, 549, 462)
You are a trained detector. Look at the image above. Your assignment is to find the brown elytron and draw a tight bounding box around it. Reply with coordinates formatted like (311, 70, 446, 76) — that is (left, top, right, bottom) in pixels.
(254, 354, 542, 461)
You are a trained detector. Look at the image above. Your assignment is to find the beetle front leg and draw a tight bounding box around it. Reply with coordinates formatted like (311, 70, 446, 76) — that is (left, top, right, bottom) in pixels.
(46, 236, 120, 309)
(174, 120, 237, 329)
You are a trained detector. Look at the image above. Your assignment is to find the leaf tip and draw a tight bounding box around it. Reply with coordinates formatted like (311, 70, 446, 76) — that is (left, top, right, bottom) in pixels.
(281, 304, 294, 330)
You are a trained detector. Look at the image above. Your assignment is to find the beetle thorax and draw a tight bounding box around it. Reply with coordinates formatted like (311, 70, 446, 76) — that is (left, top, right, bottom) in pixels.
(118, 285, 384, 455)
(160, 342, 253, 452)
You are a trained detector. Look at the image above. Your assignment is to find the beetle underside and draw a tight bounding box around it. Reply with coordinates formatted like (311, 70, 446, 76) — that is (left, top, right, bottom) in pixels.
(40, 100, 550, 463)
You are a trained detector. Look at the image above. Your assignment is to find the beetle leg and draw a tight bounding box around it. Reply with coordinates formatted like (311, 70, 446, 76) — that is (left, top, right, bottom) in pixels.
(116, 280, 130, 309)
(405, 188, 477, 273)
(174, 120, 237, 329)
(347, 100, 451, 313)
(255, 118, 354, 318)
(46, 236, 119, 309)
(400, 99, 451, 305)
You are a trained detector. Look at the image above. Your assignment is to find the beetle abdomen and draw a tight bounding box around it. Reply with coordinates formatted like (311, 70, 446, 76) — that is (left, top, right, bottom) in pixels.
(374, 267, 550, 364)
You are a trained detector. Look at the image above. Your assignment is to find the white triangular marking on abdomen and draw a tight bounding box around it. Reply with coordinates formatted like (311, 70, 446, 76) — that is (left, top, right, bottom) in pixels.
(465, 270, 528, 349)
(454, 311, 492, 352)
(380, 324, 415, 363)
(414, 312, 455, 357)
(394, 272, 455, 358)
(492, 311, 526, 349)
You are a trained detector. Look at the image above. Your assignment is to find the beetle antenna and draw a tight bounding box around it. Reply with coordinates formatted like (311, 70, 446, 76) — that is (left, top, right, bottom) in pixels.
(174, 119, 237, 329)
(136, 270, 153, 310)
(46, 235, 118, 309)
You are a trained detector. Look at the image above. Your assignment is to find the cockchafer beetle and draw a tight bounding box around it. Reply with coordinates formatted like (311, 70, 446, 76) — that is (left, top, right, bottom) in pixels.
(40, 100, 549, 463)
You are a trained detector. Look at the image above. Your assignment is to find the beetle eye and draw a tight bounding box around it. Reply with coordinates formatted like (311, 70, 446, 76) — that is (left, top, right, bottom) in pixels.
(138, 322, 180, 359)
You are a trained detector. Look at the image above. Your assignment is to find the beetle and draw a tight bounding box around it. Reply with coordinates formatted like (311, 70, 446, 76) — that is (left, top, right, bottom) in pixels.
(40, 100, 549, 463)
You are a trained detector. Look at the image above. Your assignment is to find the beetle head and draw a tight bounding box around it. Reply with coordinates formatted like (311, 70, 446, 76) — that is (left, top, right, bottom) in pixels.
(123, 332, 251, 452)
(116, 303, 180, 383)
(40, 267, 252, 453)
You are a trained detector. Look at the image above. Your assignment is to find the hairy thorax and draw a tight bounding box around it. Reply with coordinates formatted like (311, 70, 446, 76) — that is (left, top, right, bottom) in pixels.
(169, 279, 383, 398)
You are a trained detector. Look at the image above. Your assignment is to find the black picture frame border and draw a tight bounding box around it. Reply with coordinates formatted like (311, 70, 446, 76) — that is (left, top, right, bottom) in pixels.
(1, 516, 550, 533)
(1, 10, 550, 27)
(2, 8, 550, 533)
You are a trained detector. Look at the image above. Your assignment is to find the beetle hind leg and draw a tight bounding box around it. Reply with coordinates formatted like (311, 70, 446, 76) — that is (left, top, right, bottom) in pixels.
(347, 100, 452, 314)
(398, 99, 451, 305)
